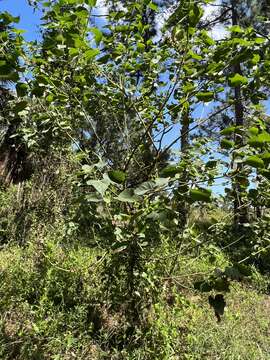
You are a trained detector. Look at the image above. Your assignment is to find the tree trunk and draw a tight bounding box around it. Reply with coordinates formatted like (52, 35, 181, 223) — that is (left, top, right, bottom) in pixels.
(177, 108, 190, 227)
(231, 0, 248, 226)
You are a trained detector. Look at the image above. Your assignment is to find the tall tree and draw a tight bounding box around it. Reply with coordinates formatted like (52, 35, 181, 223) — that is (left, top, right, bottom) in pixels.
(221, 0, 270, 224)
(164, 0, 213, 226)
(196, 0, 270, 225)
(0, 12, 30, 184)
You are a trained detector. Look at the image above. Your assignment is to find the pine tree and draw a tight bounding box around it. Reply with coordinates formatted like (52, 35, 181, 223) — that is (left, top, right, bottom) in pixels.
(199, 0, 270, 225)
(0, 12, 29, 184)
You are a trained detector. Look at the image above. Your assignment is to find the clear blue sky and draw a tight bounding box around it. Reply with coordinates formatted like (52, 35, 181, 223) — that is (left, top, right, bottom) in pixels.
(0, 0, 41, 41)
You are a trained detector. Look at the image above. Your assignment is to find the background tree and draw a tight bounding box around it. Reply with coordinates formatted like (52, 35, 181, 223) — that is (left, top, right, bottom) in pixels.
(0, 12, 30, 184)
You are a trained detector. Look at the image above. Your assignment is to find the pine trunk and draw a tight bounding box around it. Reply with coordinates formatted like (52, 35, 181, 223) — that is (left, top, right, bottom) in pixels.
(231, 0, 248, 226)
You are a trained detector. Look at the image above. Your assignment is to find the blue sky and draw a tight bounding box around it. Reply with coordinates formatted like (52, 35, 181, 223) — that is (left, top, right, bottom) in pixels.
(0, 0, 41, 41)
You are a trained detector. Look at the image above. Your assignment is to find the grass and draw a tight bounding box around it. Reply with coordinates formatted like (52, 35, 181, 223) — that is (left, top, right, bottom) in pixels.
(182, 285, 270, 359)
(0, 235, 269, 359)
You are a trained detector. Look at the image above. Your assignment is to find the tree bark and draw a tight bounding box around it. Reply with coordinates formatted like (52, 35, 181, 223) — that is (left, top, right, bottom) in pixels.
(231, 0, 248, 226)
(177, 107, 190, 227)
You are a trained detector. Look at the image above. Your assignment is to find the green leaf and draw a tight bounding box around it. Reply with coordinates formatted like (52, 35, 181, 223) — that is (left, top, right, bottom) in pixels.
(134, 181, 156, 195)
(81, 164, 93, 174)
(248, 127, 259, 136)
(13, 29, 26, 35)
(108, 170, 126, 184)
(221, 139, 234, 149)
(98, 54, 110, 64)
(248, 132, 270, 147)
(86, 192, 103, 202)
(189, 3, 203, 27)
(117, 189, 141, 203)
(160, 165, 181, 178)
(69, 48, 79, 56)
(94, 159, 107, 169)
(84, 48, 100, 60)
(229, 25, 243, 33)
(147, 210, 167, 222)
(154, 177, 169, 187)
(112, 242, 128, 253)
(251, 54, 260, 65)
(200, 30, 215, 46)
(254, 37, 265, 44)
(261, 152, 270, 166)
(190, 188, 212, 202)
(87, 179, 110, 195)
(16, 82, 28, 97)
(86, 0, 97, 6)
(188, 50, 203, 61)
(90, 27, 103, 45)
(148, 2, 158, 11)
(137, 42, 145, 52)
(196, 91, 214, 102)
(244, 155, 265, 169)
(14, 101, 28, 113)
(0, 12, 20, 24)
(229, 73, 248, 87)
(220, 126, 236, 136)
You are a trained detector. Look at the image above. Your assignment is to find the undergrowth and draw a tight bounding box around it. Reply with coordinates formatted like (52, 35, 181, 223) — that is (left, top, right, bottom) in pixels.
(0, 176, 270, 359)
(0, 231, 269, 359)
